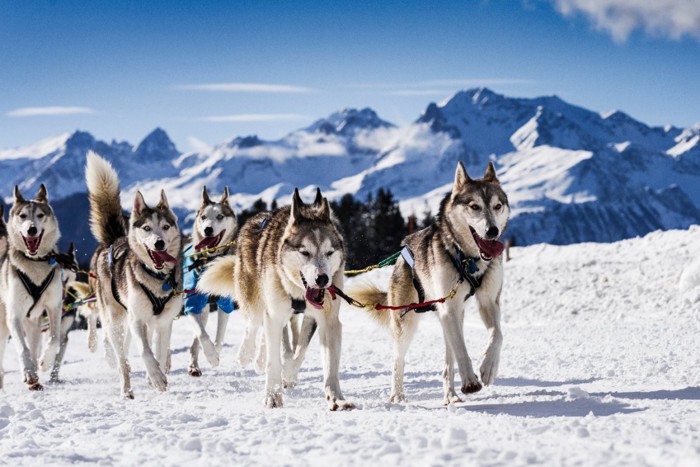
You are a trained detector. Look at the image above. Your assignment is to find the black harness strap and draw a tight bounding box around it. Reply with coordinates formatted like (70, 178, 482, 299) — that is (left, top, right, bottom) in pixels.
(16, 268, 56, 318)
(139, 284, 174, 316)
(450, 246, 482, 300)
(400, 246, 436, 314)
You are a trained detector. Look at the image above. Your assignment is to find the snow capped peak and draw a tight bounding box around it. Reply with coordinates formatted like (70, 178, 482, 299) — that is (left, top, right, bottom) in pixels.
(134, 128, 179, 161)
(228, 135, 263, 148)
(438, 87, 503, 109)
(306, 108, 393, 135)
(0, 131, 72, 161)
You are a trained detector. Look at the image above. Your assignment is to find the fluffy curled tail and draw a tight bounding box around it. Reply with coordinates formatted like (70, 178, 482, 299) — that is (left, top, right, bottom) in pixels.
(197, 255, 236, 299)
(85, 151, 125, 245)
(345, 282, 391, 327)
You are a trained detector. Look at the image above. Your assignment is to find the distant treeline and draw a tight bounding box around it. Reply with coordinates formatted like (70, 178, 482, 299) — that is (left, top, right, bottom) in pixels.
(238, 189, 434, 270)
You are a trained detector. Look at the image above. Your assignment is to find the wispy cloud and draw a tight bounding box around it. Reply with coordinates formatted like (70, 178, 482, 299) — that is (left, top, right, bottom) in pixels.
(198, 113, 310, 123)
(6, 106, 95, 117)
(552, 0, 700, 42)
(351, 78, 534, 90)
(175, 82, 320, 93)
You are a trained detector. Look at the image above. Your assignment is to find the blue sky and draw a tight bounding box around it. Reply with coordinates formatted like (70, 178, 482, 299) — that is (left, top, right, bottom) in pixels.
(1, 0, 699, 151)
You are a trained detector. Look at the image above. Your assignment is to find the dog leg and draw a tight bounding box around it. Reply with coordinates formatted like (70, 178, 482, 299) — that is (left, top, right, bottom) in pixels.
(284, 316, 316, 389)
(87, 312, 98, 353)
(438, 303, 482, 394)
(189, 335, 201, 377)
(39, 306, 62, 372)
(155, 320, 173, 375)
(441, 325, 462, 405)
(254, 327, 267, 374)
(214, 310, 229, 354)
(282, 323, 295, 388)
(25, 319, 42, 367)
(130, 319, 167, 392)
(262, 310, 288, 408)
(190, 311, 219, 368)
(50, 316, 74, 383)
(105, 312, 133, 399)
(316, 309, 354, 411)
(388, 312, 418, 403)
(0, 308, 9, 389)
(290, 313, 301, 351)
(476, 294, 503, 386)
(238, 313, 261, 368)
(8, 309, 41, 390)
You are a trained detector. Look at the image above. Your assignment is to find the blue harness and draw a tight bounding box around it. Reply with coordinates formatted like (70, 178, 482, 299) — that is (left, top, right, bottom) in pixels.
(182, 243, 235, 315)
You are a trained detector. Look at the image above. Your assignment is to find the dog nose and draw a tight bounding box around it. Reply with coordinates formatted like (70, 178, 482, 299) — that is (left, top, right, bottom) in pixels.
(486, 226, 499, 239)
(154, 239, 165, 251)
(315, 274, 329, 288)
(27, 226, 37, 236)
(204, 226, 214, 236)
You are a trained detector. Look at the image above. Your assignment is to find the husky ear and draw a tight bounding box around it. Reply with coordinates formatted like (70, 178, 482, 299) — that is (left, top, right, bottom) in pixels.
(133, 191, 148, 216)
(157, 189, 170, 210)
(14, 186, 26, 204)
(483, 162, 499, 183)
(36, 184, 49, 204)
(68, 241, 76, 261)
(454, 161, 471, 190)
(0, 204, 4, 219)
(313, 187, 323, 206)
(202, 186, 212, 205)
(220, 186, 230, 205)
(291, 188, 304, 223)
(319, 197, 331, 220)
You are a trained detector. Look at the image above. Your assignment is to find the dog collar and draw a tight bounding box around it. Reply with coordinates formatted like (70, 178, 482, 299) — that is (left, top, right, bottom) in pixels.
(140, 263, 177, 292)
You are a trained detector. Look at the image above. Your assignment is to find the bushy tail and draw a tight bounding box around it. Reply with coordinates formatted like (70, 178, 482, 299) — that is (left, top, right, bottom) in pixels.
(85, 151, 125, 245)
(345, 282, 391, 327)
(198, 255, 236, 298)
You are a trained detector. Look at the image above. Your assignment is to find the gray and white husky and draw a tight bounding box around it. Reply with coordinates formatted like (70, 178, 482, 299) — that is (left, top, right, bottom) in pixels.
(0, 186, 64, 391)
(184, 186, 238, 377)
(86, 151, 183, 399)
(198, 189, 354, 410)
(349, 162, 510, 405)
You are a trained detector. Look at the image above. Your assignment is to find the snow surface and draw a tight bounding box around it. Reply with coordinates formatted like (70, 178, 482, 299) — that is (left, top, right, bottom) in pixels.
(1, 226, 699, 465)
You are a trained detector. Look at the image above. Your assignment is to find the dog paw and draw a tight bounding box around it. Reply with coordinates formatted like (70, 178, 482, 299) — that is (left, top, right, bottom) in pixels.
(283, 379, 297, 389)
(264, 392, 283, 408)
(122, 390, 135, 400)
(148, 369, 168, 392)
(461, 380, 483, 394)
(188, 366, 202, 377)
(237, 346, 254, 368)
(389, 392, 406, 403)
(327, 396, 355, 411)
(480, 355, 500, 386)
(443, 392, 463, 405)
(201, 340, 220, 368)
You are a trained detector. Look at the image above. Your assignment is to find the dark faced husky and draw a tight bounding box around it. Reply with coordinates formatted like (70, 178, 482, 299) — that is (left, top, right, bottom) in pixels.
(86, 151, 183, 399)
(198, 189, 354, 410)
(349, 162, 510, 404)
(0, 186, 64, 391)
(183, 186, 238, 377)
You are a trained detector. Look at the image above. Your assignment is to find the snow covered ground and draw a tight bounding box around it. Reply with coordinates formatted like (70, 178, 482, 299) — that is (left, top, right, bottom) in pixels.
(1, 226, 699, 466)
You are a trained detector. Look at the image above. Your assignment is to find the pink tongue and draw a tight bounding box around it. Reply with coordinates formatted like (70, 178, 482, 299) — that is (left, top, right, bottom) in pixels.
(151, 250, 177, 266)
(474, 236, 505, 258)
(26, 237, 40, 253)
(195, 236, 218, 250)
(305, 288, 325, 309)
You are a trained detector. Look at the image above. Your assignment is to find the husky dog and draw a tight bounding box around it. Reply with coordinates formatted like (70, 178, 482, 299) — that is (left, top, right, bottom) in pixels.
(183, 186, 238, 377)
(199, 189, 354, 410)
(0, 186, 64, 391)
(69, 279, 100, 353)
(349, 162, 509, 405)
(86, 151, 183, 399)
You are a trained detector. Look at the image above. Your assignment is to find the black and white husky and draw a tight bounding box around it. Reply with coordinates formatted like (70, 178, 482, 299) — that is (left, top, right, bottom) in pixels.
(183, 186, 238, 377)
(0, 186, 64, 390)
(349, 162, 510, 405)
(198, 189, 354, 410)
(86, 151, 183, 399)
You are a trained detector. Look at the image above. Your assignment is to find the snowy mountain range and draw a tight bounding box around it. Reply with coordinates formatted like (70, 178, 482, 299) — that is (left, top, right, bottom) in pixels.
(1, 88, 699, 260)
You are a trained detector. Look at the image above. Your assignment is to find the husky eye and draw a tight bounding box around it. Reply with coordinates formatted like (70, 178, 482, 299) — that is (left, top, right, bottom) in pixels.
(469, 204, 481, 211)
(201, 215, 207, 220)
(19, 213, 27, 219)
(37, 213, 45, 219)
(494, 203, 503, 210)
(143, 226, 152, 232)
(326, 250, 335, 257)
(163, 224, 170, 231)
(216, 214, 224, 221)
(300, 251, 311, 257)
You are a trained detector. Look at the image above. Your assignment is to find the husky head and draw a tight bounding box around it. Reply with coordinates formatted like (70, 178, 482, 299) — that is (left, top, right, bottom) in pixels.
(58, 242, 79, 286)
(128, 190, 180, 271)
(445, 162, 510, 261)
(192, 186, 237, 252)
(280, 188, 344, 309)
(8, 185, 61, 258)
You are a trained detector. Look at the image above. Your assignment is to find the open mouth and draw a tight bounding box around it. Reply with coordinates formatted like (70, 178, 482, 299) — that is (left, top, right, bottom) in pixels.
(147, 248, 177, 271)
(301, 275, 326, 310)
(195, 229, 225, 251)
(469, 227, 504, 261)
(23, 231, 44, 256)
